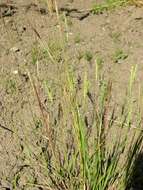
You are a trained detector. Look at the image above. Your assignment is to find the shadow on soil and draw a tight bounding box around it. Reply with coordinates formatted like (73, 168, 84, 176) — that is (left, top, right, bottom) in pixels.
(125, 152, 143, 190)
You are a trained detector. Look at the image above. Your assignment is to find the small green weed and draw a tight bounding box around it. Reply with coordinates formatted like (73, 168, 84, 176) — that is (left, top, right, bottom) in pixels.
(110, 32, 121, 43)
(113, 49, 128, 63)
(95, 56, 104, 80)
(44, 80, 54, 103)
(96, 56, 104, 69)
(74, 34, 82, 44)
(34, 119, 43, 129)
(31, 46, 39, 65)
(92, 0, 129, 14)
(84, 51, 93, 62)
(5, 79, 17, 94)
(43, 40, 63, 62)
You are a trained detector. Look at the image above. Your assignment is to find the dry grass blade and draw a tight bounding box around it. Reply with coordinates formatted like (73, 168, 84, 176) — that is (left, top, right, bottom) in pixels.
(0, 123, 14, 133)
(28, 71, 55, 156)
(131, 0, 143, 6)
(47, 0, 54, 15)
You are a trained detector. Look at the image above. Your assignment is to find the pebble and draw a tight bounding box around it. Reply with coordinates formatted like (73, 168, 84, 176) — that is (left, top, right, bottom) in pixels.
(12, 70, 18, 75)
(10, 47, 20, 53)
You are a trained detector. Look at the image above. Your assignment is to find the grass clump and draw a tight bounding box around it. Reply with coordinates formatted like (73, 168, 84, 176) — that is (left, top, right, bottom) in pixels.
(42, 39, 63, 63)
(113, 49, 128, 63)
(16, 63, 143, 190)
(84, 51, 93, 62)
(5, 78, 17, 94)
(31, 44, 41, 65)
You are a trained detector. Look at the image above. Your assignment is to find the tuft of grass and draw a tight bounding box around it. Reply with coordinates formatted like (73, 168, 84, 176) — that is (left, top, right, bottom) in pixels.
(113, 49, 128, 63)
(5, 78, 17, 94)
(31, 45, 40, 65)
(84, 51, 93, 62)
(16, 64, 143, 190)
(44, 80, 54, 103)
(42, 39, 63, 62)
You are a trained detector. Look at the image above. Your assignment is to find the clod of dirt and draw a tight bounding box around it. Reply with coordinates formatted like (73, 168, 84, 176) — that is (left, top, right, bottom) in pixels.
(69, 11, 90, 20)
(59, 7, 90, 20)
(23, 3, 37, 12)
(0, 3, 17, 17)
(19, 72, 29, 82)
(23, 3, 90, 19)
(39, 7, 47, 15)
(24, 3, 48, 15)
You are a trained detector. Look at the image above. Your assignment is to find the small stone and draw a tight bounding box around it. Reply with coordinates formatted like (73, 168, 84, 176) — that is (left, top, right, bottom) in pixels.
(10, 47, 20, 52)
(19, 26, 26, 33)
(12, 70, 18, 75)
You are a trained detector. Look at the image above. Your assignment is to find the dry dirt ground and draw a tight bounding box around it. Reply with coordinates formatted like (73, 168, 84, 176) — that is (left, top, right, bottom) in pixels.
(1, 0, 143, 189)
